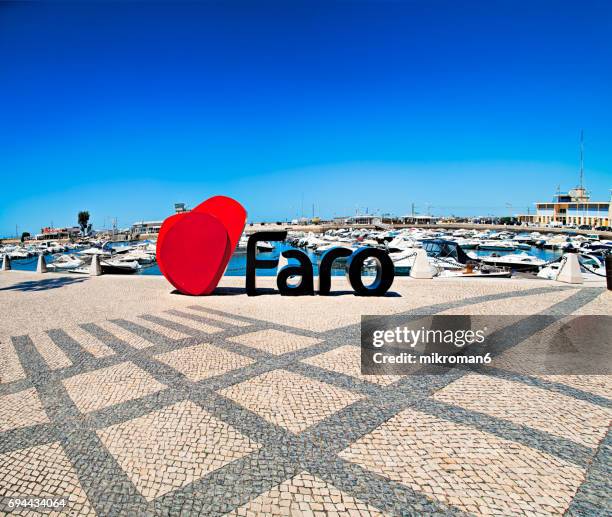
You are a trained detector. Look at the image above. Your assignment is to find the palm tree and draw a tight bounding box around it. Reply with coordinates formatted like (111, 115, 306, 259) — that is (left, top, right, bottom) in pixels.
(78, 211, 90, 235)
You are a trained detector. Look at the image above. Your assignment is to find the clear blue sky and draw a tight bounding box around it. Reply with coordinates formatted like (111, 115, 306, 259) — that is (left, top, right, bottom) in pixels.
(1, 1, 611, 236)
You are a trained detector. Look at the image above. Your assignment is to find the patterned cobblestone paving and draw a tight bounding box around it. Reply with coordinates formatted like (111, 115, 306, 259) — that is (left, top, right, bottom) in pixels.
(157, 343, 255, 382)
(0, 337, 26, 383)
(62, 361, 167, 413)
(28, 332, 73, 370)
(339, 408, 585, 516)
(302, 344, 404, 386)
(153, 312, 223, 334)
(95, 319, 158, 349)
(433, 374, 611, 448)
(228, 329, 322, 355)
(227, 471, 390, 516)
(220, 369, 364, 433)
(133, 316, 193, 341)
(0, 388, 49, 433)
(0, 442, 96, 516)
(97, 401, 260, 501)
(0, 280, 610, 516)
(61, 325, 116, 358)
(181, 307, 251, 327)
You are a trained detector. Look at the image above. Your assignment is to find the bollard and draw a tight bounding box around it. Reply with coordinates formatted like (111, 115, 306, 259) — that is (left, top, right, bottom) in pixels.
(556, 253, 583, 284)
(606, 255, 612, 291)
(1, 255, 11, 271)
(89, 254, 102, 276)
(409, 249, 433, 279)
(36, 254, 47, 274)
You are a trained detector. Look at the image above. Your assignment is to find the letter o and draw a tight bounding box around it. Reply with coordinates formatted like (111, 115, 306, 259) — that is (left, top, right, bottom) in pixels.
(346, 248, 394, 296)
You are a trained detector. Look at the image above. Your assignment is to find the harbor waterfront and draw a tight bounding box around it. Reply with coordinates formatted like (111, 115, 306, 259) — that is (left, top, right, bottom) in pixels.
(3, 224, 611, 287)
(0, 270, 610, 515)
(1, 241, 566, 276)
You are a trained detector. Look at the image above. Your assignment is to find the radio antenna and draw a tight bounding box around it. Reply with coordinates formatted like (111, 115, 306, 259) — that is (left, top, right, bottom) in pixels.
(579, 129, 584, 189)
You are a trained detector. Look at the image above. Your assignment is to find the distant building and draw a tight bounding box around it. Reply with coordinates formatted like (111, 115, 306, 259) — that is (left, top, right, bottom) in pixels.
(131, 203, 187, 235)
(131, 221, 163, 235)
(517, 187, 611, 226)
(35, 227, 80, 240)
(347, 214, 383, 225)
(400, 215, 439, 225)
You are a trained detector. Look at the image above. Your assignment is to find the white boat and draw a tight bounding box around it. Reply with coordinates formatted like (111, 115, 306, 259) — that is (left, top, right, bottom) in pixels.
(541, 236, 572, 250)
(314, 242, 352, 255)
(478, 240, 516, 251)
(537, 254, 605, 282)
(580, 240, 612, 255)
(387, 248, 464, 275)
(100, 259, 140, 274)
(119, 250, 156, 264)
(256, 241, 275, 252)
(515, 243, 532, 250)
(437, 265, 512, 279)
(36, 241, 66, 254)
(451, 238, 480, 250)
(47, 255, 83, 270)
(237, 235, 249, 249)
(512, 234, 533, 244)
(79, 247, 111, 257)
(479, 252, 546, 272)
(387, 235, 422, 252)
(9, 249, 31, 259)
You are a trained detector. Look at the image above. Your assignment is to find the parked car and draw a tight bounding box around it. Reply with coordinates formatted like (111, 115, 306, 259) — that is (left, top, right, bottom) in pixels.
(578, 224, 593, 230)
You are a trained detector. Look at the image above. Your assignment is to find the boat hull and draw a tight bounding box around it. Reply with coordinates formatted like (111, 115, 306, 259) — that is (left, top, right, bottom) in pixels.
(479, 259, 541, 272)
(101, 264, 138, 275)
(478, 245, 515, 251)
(438, 270, 512, 278)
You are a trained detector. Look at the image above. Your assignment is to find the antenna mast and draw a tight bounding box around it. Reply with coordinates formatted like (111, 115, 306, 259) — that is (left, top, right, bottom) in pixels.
(579, 129, 584, 189)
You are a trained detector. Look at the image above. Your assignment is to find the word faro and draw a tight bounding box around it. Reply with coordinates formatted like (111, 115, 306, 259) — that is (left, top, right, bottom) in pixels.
(246, 231, 394, 296)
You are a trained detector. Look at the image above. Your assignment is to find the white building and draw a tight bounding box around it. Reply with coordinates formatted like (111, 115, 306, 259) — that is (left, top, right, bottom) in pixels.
(131, 221, 163, 235)
(518, 187, 611, 227)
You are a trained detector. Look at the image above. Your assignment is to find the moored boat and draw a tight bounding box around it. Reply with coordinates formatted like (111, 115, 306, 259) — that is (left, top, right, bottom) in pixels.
(479, 252, 546, 272)
(537, 253, 605, 283)
(478, 240, 516, 251)
(47, 255, 84, 270)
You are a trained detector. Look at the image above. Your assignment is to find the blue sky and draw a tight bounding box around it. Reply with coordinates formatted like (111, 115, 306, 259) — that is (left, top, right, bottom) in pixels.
(1, 1, 611, 236)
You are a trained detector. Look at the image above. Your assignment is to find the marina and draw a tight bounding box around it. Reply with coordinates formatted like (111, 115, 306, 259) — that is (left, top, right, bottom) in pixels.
(2, 226, 609, 284)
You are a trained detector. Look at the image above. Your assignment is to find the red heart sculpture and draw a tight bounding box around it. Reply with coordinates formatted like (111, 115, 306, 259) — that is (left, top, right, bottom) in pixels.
(156, 196, 247, 295)
(193, 196, 246, 252)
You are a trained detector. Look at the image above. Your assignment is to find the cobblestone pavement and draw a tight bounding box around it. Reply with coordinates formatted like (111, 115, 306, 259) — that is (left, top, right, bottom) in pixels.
(0, 274, 610, 516)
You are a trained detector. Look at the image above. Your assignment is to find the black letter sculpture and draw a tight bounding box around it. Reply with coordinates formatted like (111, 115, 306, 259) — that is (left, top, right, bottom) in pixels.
(347, 247, 395, 296)
(277, 249, 314, 296)
(246, 231, 287, 296)
(318, 247, 353, 295)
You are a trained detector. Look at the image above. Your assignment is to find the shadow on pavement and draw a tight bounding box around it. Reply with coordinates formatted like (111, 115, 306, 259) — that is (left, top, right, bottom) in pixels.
(171, 286, 402, 297)
(0, 276, 88, 292)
